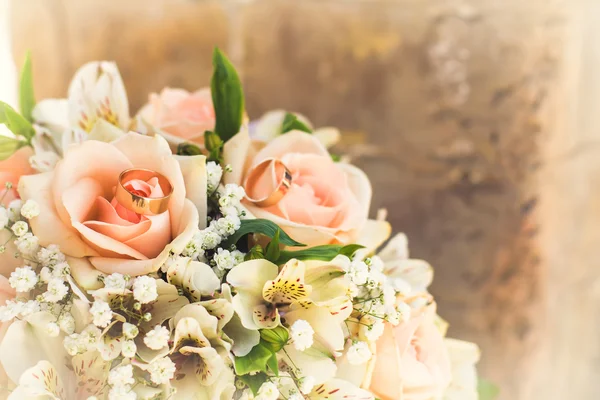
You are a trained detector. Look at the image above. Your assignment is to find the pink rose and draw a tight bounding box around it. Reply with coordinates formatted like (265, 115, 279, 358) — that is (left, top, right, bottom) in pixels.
(138, 88, 215, 146)
(368, 304, 452, 400)
(0, 276, 15, 388)
(231, 131, 371, 247)
(0, 146, 35, 206)
(18, 133, 206, 285)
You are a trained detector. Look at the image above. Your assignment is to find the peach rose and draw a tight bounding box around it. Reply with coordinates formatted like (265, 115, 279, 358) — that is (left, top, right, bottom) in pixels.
(369, 304, 452, 400)
(0, 276, 16, 389)
(227, 130, 371, 247)
(138, 88, 215, 146)
(18, 132, 207, 285)
(0, 146, 35, 206)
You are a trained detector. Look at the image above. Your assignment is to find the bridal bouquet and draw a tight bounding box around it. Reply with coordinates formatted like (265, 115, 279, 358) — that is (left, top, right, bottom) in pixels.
(0, 50, 482, 400)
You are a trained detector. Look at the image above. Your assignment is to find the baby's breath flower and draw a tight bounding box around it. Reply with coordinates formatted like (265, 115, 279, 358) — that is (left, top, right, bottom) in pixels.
(64, 334, 85, 356)
(104, 273, 127, 291)
(121, 340, 137, 358)
(15, 232, 39, 256)
(348, 260, 369, 286)
(108, 386, 136, 400)
(122, 322, 139, 339)
(9, 266, 38, 292)
(212, 214, 241, 237)
(58, 312, 76, 334)
(90, 300, 113, 328)
(37, 244, 65, 267)
(52, 262, 70, 279)
(20, 199, 40, 219)
(45, 322, 60, 337)
(108, 364, 135, 387)
(79, 324, 102, 350)
(362, 318, 385, 342)
(11, 221, 28, 237)
(39, 266, 52, 283)
(206, 161, 223, 193)
(347, 341, 372, 365)
(198, 229, 221, 250)
(256, 381, 279, 400)
(132, 276, 158, 304)
(147, 356, 176, 385)
(43, 278, 69, 302)
(291, 319, 314, 351)
(214, 248, 235, 271)
(144, 325, 170, 350)
(7, 199, 22, 221)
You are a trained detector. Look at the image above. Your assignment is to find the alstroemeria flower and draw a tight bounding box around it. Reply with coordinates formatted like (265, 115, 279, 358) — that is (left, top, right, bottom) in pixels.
(442, 339, 481, 400)
(167, 303, 236, 399)
(226, 259, 312, 330)
(308, 379, 375, 400)
(165, 256, 220, 301)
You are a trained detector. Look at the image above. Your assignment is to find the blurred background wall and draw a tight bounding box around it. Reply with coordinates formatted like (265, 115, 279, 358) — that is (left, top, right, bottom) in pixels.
(5, 0, 599, 399)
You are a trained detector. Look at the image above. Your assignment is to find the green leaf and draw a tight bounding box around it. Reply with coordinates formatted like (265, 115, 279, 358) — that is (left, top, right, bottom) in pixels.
(478, 379, 500, 400)
(211, 48, 244, 143)
(245, 245, 265, 261)
(275, 244, 344, 265)
(224, 219, 305, 248)
(19, 51, 35, 122)
(234, 342, 274, 375)
(338, 244, 365, 258)
(266, 353, 279, 376)
(0, 136, 26, 161)
(204, 130, 224, 162)
(176, 142, 203, 156)
(264, 229, 281, 263)
(260, 326, 289, 352)
(0, 101, 35, 141)
(281, 112, 312, 134)
(238, 372, 268, 395)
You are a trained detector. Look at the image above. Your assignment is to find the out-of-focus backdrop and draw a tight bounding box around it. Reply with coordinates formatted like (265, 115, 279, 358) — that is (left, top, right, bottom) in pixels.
(2, 0, 599, 399)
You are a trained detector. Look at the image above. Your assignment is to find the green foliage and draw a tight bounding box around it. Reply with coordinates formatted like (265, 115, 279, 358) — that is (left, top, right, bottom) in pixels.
(0, 101, 35, 141)
(235, 327, 289, 380)
(223, 219, 305, 248)
(281, 112, 312, 134)
(211, 48, 244, 143)
(19, 51, 35, 122)
(234, 342, 273, 376)
(260, 326, 289, 353)
(176, 142, 203, 156)
(237, 372, 268, 395)
(264, 229, 281, 263)
(275, 244, 364, 265)
(245, 245, 265, 261)
(478, 379, 500, 400)
(204, 130, 224, 162)
(0, 136, 26, 161)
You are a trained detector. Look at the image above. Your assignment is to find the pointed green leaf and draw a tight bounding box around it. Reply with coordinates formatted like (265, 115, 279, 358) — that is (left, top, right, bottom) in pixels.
(281, 112, 312, 134)
(275, 244, 343, 265)
(0, 136, 26, 161)
(266, 353, 279, 376)
(0, 101, 35, 141)
(223, 219, 305, 248)
(338, 244, 365, 258)
(238, 372, 268, 395)
(264, 229, 281, 262)
(211, 48, 244, 143)
(19, 51, 35, 122)
(234, 342, 273, 375)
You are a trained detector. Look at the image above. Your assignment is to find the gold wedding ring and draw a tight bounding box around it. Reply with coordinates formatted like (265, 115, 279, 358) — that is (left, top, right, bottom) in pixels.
(244, 158, 292, 207)
(115, 168, 173, 215)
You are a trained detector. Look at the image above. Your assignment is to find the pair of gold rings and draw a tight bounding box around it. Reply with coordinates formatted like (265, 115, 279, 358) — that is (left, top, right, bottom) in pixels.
(115, 168, 173, 215)
(244, 158, 292, 207)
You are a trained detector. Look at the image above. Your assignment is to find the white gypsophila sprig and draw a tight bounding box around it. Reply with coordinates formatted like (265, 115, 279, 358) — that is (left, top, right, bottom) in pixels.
(11, 220, 28, 237)
(43, 278, 69, 302)
(104, 273, 128, 291)
(290, 319, 314, 351)
(15, 232, 40, 257)
(206, 161, 223, 194)
(8, 266, 38, 292)
(90, 300, 113, 328)
(147, 356, 176, 385)
(256, 381, 280, 400)
(132, 276, 158, 304)
(108, 364, 135, 388)
(121, 340, 137, 358)
(347, 341, 372, 365)
(20, 199, 40, 219)
(122, 322, 139, 339)
(37, 244, 66, 267)
(7, 199, 22, 221)
(143, 325, 170, 350)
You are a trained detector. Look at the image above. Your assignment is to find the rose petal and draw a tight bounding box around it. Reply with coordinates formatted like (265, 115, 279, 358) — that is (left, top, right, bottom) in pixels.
(175, 154, 208, 228)
(19, 172, 98, 257)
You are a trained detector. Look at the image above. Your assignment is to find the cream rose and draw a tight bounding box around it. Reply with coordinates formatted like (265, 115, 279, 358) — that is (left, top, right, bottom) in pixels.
(368, 304, 452, 400)
(225, 130, 371, 247)
(18, 132, 207, 285)
(138, 88, 215, 146)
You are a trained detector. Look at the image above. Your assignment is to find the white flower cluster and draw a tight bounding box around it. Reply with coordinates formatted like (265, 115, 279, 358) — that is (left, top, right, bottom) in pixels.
(206, 161, 223, 194)
(107, 364, 136, 400)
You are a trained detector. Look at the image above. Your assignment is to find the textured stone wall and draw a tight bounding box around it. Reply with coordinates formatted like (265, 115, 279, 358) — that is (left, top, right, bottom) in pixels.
(10, 0, 588, 399)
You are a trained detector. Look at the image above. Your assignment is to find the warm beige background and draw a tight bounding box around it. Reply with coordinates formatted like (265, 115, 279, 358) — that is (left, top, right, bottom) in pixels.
(7, 0, 599, 399)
